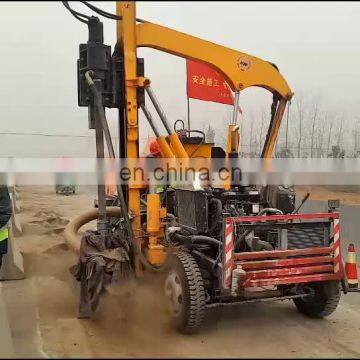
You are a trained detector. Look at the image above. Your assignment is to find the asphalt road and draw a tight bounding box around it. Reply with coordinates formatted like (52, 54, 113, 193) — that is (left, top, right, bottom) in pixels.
(302, 200, 360, 254)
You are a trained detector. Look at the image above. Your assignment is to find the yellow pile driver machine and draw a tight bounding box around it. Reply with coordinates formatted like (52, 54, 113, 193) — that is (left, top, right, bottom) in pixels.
(63, 1, 347, 333)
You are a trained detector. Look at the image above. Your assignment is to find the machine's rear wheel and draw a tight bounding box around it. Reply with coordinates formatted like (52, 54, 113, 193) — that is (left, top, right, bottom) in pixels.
(164, 251, 205, 333)
(293, 280, 340, 318)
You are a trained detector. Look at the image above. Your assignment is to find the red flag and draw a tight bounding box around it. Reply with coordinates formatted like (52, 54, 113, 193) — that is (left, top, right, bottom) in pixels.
(186, 59, 242, 113)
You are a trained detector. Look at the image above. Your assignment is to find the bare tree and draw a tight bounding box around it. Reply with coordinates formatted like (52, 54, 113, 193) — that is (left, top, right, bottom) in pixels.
(249, 119, 254, 154)
(295, 96, 306, 157)
(315, 113, 326, 157)
(326, 117, 334, 157)
(205, 124, 215, 143)
(351, 119, 360, 157)
(352, 128, 358, 157)
(258, 107, 268, 154)
(336, 115, 344, 148)
(216, 114, 229, 149)
(310, 102, 319, 157)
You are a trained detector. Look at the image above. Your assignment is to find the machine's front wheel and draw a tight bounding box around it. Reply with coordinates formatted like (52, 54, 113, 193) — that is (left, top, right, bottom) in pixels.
(293, 280, 340, 318)
(164, 251, 206, 333)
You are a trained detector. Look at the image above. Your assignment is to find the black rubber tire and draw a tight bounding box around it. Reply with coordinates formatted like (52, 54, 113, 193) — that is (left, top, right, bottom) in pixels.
(293, 280, 341, 318)
(165, 251, 206, 334)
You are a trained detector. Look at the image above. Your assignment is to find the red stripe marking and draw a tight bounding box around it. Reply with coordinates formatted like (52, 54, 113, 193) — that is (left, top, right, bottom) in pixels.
(228, 212, 339, 224)
(336, 221, 342, 277)
(237, 256, 334, 270)
(225, 241, 233, 254)
(244, 264, 334, 279)
(225, 224, 233, 237)
(225, 259, 234, 271)
(234, 247, 333, 261)
(242, 273, 340, 287)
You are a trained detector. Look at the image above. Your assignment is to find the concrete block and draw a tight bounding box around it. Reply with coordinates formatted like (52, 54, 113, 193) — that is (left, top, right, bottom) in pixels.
(9, 186, 21, 204)
(9, 194, 22, 236)
(15, 187, 21, 202)
(10, 191, 21, 214)
(0, 285, 14, 358)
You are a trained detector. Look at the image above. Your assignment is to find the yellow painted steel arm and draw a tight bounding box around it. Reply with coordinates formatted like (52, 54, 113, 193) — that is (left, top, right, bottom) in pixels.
(136, 22, 292, 99)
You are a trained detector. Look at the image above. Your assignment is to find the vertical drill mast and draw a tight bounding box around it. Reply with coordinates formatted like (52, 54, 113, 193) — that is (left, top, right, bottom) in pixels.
(116, 2, 142, 274)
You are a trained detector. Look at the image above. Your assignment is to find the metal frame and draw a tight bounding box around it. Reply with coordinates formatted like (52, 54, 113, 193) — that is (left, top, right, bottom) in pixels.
(115, 1, 295, 276)
(222, 212, 342, 289)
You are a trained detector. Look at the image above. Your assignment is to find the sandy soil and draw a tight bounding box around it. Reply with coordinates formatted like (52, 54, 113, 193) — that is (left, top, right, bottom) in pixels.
(5, 186, 360, 358)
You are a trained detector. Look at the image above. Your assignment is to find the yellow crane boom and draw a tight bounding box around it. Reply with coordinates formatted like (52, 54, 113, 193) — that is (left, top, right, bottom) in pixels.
(116, 2, 293, 270)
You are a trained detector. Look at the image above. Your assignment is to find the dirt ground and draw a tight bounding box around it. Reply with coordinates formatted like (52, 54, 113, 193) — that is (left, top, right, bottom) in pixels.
(295, 185, 360, 206)
(3, 185, 360, 358)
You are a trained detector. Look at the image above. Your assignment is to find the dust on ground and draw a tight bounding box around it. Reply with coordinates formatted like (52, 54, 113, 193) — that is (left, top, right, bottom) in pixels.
(5, 185, 360, 358)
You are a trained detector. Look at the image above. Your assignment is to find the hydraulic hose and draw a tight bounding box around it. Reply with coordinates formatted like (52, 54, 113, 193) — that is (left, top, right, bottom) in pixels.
(258, 207, 283, 216)
(64, 206, 164, 272)
(207, 198, 222, 234)
(84, 71, 163, 272)
(170, 232, 222, 249)
(64, 207, 121, 253)
(191, 235, 222, 248)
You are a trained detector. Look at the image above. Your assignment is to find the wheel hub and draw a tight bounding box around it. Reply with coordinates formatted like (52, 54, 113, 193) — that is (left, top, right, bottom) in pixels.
(299, 284, 316, 302)
(164, 270, 183, 317)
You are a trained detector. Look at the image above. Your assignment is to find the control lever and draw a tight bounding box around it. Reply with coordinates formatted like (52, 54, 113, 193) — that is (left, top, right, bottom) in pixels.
(292, 192, 310, 215)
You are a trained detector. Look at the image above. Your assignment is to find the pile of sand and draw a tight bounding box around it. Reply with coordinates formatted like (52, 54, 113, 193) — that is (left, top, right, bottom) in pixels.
(31, 209, 69, 227)
(26, 209, 69, 234)
(19, 208, 70, 254)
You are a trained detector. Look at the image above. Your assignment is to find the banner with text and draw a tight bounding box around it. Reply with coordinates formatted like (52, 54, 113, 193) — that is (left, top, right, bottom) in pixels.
(186, 59, 242, 113)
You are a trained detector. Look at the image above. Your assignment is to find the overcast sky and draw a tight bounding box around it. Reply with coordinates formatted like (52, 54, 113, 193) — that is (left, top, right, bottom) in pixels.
(1, 1, 360, 156)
